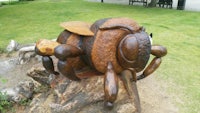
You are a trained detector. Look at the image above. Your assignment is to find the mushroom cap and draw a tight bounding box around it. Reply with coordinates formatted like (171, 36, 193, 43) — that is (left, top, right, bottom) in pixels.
(60, 21, 94, 36)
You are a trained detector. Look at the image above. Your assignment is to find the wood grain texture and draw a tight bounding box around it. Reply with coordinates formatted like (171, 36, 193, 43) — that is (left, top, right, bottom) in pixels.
(134, 32, 151, 72)
(57, 30, 89, 75)
(57, 30, 71, 44)
(151, 45, 167, 57)
(91, 18, 141, 73)
(91, 28, 127, 73)
(117, 34, 139, 69)
(60, 21, 94, 36)
(42, 56, 57, 74)
(117, 31, 151, 72)
(104, 62, 119, 109)
(35, 39, 60, 56)
(57, 60, 80, 81)
(100, 18, 141, 33)
(54, 44, 83, 61)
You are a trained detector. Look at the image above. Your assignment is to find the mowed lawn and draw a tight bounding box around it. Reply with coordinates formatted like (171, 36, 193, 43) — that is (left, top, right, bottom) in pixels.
(0, 0, 200, 113)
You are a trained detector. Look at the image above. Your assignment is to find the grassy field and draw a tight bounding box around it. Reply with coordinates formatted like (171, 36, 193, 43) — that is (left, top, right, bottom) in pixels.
(0, 0, 200, 113)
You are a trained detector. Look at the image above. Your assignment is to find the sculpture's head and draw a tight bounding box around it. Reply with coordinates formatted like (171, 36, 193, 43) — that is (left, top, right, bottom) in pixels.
(117, 29, 152, 70)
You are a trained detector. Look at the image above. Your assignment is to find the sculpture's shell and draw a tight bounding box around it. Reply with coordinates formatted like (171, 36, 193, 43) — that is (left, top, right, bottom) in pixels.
(91, 18, 142, 73)
(99, 18, 141, 32)
(60, 21, 94, 36)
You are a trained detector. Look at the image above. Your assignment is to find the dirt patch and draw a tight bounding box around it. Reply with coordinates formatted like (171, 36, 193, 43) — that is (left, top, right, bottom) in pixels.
(0, 53, 38, 89)
(137, 75, 178, 113)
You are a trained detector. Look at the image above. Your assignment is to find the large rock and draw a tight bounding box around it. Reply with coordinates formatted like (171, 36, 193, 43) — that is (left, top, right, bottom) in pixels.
(27, 63, 137, 113)
(26, 59, 178, 113)
(0, 80, 35, 103)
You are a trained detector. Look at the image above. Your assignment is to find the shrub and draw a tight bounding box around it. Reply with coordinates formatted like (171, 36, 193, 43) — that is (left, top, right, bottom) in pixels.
(0, 92, 11, 113)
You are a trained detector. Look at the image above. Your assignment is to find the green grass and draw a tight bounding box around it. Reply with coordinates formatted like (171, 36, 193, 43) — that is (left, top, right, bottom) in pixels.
(0, 0, 200, 113)
(0, 76, 8, 84)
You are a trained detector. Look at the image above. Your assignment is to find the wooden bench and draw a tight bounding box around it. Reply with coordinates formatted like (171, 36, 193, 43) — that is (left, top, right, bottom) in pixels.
(129, 0, 147, 6)
(157, 0, 173, 8)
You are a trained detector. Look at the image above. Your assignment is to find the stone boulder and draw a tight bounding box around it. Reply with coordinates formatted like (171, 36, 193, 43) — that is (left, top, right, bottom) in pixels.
(27, 63, 137, 113)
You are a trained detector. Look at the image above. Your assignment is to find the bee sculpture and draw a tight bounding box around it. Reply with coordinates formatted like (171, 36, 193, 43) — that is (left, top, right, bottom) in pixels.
(35, 18, 167, 112)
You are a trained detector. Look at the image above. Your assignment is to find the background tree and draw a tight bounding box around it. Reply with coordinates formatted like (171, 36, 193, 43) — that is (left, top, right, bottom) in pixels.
(148, 0, 157, 7)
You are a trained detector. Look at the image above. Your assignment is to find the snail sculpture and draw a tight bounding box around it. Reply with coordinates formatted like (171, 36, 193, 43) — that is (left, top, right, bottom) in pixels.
(35, 18, 167, 112)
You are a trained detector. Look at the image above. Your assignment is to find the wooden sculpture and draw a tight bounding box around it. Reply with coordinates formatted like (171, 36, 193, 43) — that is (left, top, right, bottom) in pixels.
(35, 18, 167, 112)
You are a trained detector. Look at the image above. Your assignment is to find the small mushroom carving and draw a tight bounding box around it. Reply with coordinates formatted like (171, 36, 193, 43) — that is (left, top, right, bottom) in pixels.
(35, 18, 167, 112)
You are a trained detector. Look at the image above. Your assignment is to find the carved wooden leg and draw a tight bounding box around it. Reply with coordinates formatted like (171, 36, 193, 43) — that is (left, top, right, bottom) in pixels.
(42, 56, 58, 75)
(104, 62, 118, 109)
(57, 60, 80, 81)
(54, 44, 83, 81)
(137, 45, 167, 80)
(54, 44, 83, 61)
(120, 70, 141, 113)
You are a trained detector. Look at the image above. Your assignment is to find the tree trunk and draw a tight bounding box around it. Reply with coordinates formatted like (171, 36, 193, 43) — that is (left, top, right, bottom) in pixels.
(148, 0, 157, 7)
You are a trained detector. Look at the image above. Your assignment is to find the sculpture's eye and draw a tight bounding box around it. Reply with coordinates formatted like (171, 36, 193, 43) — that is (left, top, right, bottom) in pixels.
(118, 34, 138, 63)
